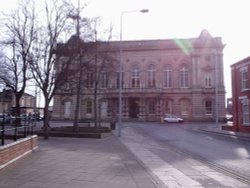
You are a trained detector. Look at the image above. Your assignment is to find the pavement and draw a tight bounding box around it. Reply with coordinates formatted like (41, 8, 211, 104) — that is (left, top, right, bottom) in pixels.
(0, 122, 249, 188)
(197, 123, 250, 142)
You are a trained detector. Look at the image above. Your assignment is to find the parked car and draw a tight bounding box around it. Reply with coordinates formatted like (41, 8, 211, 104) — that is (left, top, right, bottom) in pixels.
(164, 114, 184, 123)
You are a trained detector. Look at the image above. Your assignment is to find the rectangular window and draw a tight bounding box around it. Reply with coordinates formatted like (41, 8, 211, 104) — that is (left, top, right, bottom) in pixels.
(64, 101, 71, 118)
(164, 70, 172, 88)
(242, 99, 250, 125)
(241, 67, 248, 90)
(148, 99, 156, 114)
(205, 73, 212, 88)
(86, 72, 94, 88)
(205, 101, 212, 115)
(165, 100, 172, 114)
(180, 100, 189, 116)
(86, 101, 92, 114)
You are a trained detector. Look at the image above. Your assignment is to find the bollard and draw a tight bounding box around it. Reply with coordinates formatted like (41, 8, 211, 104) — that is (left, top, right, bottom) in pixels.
(160, 117, 164, 123)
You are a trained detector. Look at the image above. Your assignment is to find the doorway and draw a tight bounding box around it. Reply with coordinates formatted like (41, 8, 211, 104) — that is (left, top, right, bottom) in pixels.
(129, 98, 140, 118)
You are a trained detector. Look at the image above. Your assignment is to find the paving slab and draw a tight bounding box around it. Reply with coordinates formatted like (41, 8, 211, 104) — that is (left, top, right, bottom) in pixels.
(0, 135, 158, 188)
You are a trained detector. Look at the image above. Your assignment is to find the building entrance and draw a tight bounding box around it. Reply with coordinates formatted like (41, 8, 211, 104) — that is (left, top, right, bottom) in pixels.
(129, 98, 140, 118)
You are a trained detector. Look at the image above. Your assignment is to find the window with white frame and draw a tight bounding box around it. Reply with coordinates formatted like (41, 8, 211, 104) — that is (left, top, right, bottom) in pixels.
(131, 66, 140, 88)
(241, 67, 248, 90)
(148, 64, 156, 88)
(164, 65, 172, 88)
(242, 99, 250, 125)
(180, 66, 189, 88)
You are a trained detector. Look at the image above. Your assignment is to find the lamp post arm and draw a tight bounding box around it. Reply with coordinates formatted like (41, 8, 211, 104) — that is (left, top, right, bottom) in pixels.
(118, 9, 149, 137)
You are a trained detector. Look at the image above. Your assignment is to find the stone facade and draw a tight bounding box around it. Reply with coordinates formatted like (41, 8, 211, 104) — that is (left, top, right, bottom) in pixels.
(53, 30, 226, 122)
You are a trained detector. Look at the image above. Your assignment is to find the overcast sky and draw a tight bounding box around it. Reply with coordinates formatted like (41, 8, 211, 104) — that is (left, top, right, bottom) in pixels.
(2, 0, 250, 98)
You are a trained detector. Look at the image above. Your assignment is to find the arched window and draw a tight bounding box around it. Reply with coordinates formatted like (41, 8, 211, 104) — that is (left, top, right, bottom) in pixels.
(164, 64, 172, 88)
(148, 64, 156, 88)
(100, 71, 108, 88)
(131, 64, 140, 88)
(179, 65, 189, 88)
(116, 69, 124, 89)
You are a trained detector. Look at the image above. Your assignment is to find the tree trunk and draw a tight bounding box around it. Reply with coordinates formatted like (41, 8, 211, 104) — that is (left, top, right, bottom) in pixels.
(15, 94, 22, 126)
(94, 80, 98, 127)
(43, 101, 50, 139)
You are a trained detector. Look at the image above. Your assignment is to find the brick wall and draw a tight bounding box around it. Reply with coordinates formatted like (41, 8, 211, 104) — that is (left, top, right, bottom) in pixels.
(0, 135, 38, 169)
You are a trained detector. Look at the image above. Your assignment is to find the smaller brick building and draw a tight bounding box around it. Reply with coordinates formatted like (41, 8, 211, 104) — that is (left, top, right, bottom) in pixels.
(231, 57, 250, 133)
(0, 89, 36, 115)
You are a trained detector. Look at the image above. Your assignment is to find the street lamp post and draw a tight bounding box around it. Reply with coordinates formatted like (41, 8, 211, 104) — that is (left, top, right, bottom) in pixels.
(118, 9, 149, 137)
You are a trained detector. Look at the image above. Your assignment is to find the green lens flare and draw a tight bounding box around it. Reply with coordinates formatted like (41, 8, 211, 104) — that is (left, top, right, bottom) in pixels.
(173, 39, 193, 55)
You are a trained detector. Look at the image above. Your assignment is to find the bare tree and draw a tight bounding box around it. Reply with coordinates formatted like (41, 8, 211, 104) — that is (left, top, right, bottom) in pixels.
(0, 0, 36, 119)
(84, 18, 117, 127)
(91, 45, 117, 127)
(29, 0, 78, 139)
(65, 1, 93, 132)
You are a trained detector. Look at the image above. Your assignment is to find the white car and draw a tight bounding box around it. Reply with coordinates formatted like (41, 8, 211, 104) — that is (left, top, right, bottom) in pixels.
(164, 114, 184, 123)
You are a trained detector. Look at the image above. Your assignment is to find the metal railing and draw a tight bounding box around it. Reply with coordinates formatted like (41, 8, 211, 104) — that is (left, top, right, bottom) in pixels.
(1, 116, 36, 146)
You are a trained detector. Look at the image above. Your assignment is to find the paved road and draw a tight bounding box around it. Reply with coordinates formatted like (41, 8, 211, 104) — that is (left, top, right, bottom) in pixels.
(137, 122, 250, 178)
(2, 121, 250, 188)
(118, 122, 250, 187)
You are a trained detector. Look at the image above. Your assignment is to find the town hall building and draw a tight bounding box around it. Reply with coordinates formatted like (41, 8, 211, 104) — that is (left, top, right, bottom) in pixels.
(52, 30, 226, 122)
